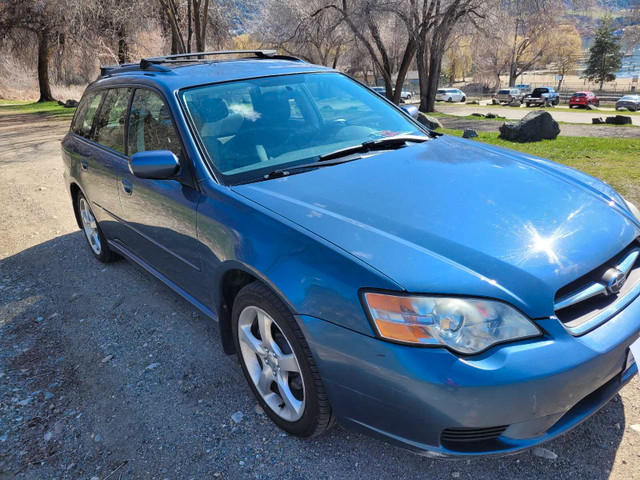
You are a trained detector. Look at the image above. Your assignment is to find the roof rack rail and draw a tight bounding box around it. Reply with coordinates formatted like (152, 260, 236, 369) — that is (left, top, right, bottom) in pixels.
(139, 50, 302, 69)
(100, 62, 171, 77)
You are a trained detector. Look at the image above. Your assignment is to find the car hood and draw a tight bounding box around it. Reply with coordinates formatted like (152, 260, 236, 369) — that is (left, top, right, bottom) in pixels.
(232, 135, 639, 317)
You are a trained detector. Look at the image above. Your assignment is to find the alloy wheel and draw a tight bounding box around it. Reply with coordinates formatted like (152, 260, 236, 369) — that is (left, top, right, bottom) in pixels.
(237, 306, 305, 422)
(79, 197, 101, 255)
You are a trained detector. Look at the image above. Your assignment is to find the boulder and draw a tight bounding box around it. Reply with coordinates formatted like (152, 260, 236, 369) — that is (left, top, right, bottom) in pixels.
(509, 99, 522, 107)
(587, 104, 599, 110)
(471, 113, 485, 118)
(63, 99, 79, 108)
(462, 129, 478, 139)
(498, 110, 560, 142)
(605, 115, 632, 125)
(417, 112, 443, 130)
(467, 100, 479, 105)
(592, 117, 606, 125)
(491, 98, 500, 105)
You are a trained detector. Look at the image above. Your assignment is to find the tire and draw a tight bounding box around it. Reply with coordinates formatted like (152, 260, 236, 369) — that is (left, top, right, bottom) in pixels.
(76, 192, 118, 263)
(461, 96, 466, 103)
(232, 282, 335, 437)
(552, 98, 559, 106)
(447, 97, 453, 103)
(526, 103, 531, 107)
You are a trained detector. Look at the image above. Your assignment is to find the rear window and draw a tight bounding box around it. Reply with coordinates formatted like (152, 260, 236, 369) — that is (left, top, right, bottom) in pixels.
(93, 88, 132, 154)
(574, 93, 586, 97)
(437, 89, 446, 94)
(71, 92, 105, 138)
(532, 88, 548, 94)
(498, 89, 509, 94)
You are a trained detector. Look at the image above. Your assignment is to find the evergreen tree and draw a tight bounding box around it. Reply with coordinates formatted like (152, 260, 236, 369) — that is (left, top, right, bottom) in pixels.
(583, 19, 623, 91)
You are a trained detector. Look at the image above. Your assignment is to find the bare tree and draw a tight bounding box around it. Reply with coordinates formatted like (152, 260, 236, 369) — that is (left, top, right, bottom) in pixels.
(416, 0, 487, 112)
(0, 0, 74, 101)
(252, 0, 351, 68)
(157, 0, 231, 54)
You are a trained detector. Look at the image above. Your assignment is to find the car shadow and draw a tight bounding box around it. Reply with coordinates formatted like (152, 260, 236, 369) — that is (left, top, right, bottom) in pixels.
(0, 232, 627, 479)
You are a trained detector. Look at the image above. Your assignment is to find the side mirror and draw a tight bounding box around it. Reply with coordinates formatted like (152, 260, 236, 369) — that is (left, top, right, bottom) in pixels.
(401, 105, 419, 119)
(129, 150, 180, 180)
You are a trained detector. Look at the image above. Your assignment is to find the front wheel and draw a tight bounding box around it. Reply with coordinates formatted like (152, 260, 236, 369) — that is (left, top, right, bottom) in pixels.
(461, 96, 466, 102)
(552, 98, 559, 106)
(525, 102, 531, 107)
(77, 193, 118, 263)
(232, 282, 335, 437)
(447, 97, 453, 103)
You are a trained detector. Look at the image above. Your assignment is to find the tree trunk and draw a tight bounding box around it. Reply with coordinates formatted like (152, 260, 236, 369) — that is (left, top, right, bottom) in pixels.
(417, 41, 430, 112)
(37, 29, 55, 103)
(117, 25, 129, 64)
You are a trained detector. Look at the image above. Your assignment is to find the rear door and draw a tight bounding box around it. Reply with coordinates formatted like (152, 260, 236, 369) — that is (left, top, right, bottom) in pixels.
(116, 88, 205, 300)
(67, 88, 131, 237)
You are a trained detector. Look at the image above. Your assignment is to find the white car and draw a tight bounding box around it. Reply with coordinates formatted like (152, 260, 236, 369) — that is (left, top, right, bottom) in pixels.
(401, 90, 412, 100)
(436, 88, 466, 102)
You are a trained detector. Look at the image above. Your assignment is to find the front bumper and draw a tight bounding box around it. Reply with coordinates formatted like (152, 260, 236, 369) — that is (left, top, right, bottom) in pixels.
(299, 292, 640, 456)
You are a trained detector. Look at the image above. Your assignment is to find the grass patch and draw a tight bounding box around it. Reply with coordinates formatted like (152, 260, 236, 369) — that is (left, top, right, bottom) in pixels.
(0, 101, 75, 117)
(432, 111, 639, 127)
(440, 129, 640, 203)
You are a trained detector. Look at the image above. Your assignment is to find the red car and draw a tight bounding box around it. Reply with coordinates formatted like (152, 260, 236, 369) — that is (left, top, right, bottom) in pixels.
(569, 91, 600, 108)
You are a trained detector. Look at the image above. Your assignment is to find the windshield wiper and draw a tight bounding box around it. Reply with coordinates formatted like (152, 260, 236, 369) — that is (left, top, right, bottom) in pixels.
(318, 134, 429, 162)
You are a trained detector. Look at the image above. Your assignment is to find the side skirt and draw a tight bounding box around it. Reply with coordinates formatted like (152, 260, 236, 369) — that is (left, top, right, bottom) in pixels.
(108, 239, 218, 323)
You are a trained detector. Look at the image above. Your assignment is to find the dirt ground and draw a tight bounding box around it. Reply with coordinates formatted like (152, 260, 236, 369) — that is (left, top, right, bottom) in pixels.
(1, 111, 639, 480)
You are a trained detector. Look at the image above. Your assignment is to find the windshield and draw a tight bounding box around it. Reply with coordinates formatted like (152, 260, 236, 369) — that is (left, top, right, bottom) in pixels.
(498, 90, 509, 94)
(620, 96, 639, 101)
(181, 72, 426, 184)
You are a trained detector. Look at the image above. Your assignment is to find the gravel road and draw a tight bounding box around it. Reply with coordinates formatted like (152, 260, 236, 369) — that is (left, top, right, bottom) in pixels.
(1, 111, 639, 480)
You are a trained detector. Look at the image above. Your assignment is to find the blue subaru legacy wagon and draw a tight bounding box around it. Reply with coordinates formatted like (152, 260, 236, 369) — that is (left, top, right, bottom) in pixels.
(61, 50, 640, 457)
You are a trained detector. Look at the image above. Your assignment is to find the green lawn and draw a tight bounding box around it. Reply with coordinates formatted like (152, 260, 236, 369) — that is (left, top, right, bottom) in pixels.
(0, 101, 76, 117)
(441, 129, 640, 203)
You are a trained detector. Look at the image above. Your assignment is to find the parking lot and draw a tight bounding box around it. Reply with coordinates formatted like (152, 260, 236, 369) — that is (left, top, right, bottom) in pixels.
(1, 111, 639, 479)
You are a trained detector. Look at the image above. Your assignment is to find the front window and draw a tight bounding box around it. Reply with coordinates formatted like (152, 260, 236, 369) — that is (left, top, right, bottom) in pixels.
(181, 73, 426, 184)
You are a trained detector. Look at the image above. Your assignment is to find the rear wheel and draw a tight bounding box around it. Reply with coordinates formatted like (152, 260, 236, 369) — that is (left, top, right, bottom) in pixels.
(526, 102, 531, 107)
(447, 97, 453, 103)
(232, 282, 335, 437)
(77, 193, 118, 263)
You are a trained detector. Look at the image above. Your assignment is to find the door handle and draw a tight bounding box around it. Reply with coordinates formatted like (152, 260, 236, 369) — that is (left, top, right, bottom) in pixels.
(121, 179, 133, 195)
(80, 158, 88, 170)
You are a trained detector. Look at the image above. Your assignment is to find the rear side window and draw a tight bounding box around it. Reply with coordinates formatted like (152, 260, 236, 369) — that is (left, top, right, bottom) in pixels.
(128, 89, 182, 158)
(71, 92, 104, 138)
(93, 88, 132, 154)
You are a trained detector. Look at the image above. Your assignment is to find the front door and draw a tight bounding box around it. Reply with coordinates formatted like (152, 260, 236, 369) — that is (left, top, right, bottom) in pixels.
(116, 88, 204, 302)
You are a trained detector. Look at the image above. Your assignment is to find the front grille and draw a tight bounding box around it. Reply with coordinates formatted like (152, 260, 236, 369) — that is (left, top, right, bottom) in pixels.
(440, 425, 508, 445)
(554, 240, 640, 335)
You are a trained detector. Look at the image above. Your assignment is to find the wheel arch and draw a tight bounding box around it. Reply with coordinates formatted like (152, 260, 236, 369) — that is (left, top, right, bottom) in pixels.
(216, 263, 299, 356)
(69, 182, 84, 230)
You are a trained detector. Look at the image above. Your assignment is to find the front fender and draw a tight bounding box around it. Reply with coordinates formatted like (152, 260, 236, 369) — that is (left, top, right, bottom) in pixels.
(196, 182, 402, 336)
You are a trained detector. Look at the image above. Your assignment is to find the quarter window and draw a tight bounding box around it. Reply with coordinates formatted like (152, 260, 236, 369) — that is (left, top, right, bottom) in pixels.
(93, 88, 132, 154)
(71, 92, 104, 139)
(128, 89, 182, 157)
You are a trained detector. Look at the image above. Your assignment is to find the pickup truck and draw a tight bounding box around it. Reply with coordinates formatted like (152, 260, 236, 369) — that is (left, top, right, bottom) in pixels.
(524, 87, 560, 107)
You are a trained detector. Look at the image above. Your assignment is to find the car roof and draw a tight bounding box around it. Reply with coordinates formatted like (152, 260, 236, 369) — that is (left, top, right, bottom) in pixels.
(87, 51, 333, 95)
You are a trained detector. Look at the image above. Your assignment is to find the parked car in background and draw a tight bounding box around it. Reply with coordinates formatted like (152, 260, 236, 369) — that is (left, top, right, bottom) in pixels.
(401, 90, 413, 100)
(569, 92, 600, 108)
(616, 95, 640, 112)
(524, 87, 560, 107)
(62, 50, 640, 458)
(371, 86, 385, 97)
(371, 86, 412, 102)
(494, 88, 524, 104)
(435, 88, 466, 102)
(515, 84, 532, 95)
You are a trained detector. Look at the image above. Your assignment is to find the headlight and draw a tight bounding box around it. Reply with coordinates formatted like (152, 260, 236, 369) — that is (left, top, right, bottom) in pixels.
(363, 292, 541, 354)
(625, 199, 640, 222)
